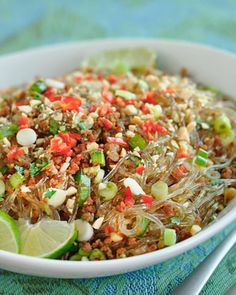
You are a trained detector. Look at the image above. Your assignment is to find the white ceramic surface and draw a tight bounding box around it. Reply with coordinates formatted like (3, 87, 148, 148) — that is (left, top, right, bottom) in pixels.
(0, 39, 236, 279)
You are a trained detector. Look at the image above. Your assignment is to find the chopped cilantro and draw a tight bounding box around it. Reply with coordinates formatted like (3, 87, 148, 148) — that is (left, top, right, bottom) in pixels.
(130, 155, 141, 166)
(170, 217, 181, 225)
(44, 189, 56, 199)
(29, 161, 49, 177)
(0, 165, 8, 175)
(0, 124, 18, 139)
(77, 121, 86, 130)
(14, 165, 24, 175)
(49, 119, 60, 135)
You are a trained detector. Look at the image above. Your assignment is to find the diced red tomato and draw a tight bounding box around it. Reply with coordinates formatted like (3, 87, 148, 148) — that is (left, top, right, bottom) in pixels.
(136, 165, 145, 174)
(98, 104, 115, 116)
(107, 75, 118, 84)
(142, 91, 158, 105)
(107, 137, 129, 147)
(119, 84, 126, 90)
(46, 94, 81, 111)
(19, 114, 29, 129)
(89, 105, 97, 112)
(102, 86, 115, 104)
(177, 149, 190, 159)
(124, 99, 136, 105)
(60, 96, 81, 111)
(140, 104, 150, 114)
(172, 164, 188, 180)
(99, 105, 109, 116)
(162, 88, 175, 94)
(101, 118, 113, 129)
(7, 146, 25, 160)
(43, 87, 55, 100)
(142, 121, 168, 135)
(50, 132, 80, 156)
(116, 201, 126, 212)
(104, 225, 115, 235)
(58, 132, 77, 148)
(142, 194, 154, 207)
(84, 74, 94, 81)
(97, 74, 103, 80)
(50, 137, 72, 156)
(124, 187, 135, 207)
(103, 91, 114, 103)
(16, 101, 23, 106)
(74, 74, 83, 82)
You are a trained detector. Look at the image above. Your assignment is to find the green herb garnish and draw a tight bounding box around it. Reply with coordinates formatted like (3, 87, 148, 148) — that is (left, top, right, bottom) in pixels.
(170, 217, 181, 225)
(14, 165, 24, 175)
(77, 121, 86, 130)
(44, 189, 56, 199)
(30, 80, 47, 94)
(0, 124, 18, 139)
(49, 119, 59, 135)
(29, 161, 49, 177)
(0, 165, 8, 175)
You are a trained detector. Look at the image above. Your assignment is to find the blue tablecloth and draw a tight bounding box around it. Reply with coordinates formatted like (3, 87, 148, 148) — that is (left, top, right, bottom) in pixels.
(0, 1, 236, 294)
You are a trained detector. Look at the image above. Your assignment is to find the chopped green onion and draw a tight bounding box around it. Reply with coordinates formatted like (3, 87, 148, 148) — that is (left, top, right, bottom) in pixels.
(83, 166, 100, 177)
(213, 114, 231, 134)
(69, 253, 82, 261)
(49, 119, 59, 135)
(75, 171, 91, 205)
(0, 124, 18, 140)
(90, 150, 106, 166)
(33, 93, 43, 100)
(129, 155, 141, 166)
(220, 130, 235, 146)
(138, 80, 149, 91)
(164, 228, 176, 246)
(151, 181, 168, 200)
(98, 181, 118, 201)
(9, 172, 25, 189)
(78, 248, 91, 257)
(89, 248, 106, 260)
(135, 217, 150, 237)
(0, 179, 6, 195)
(14, 165, 24, 175)
(197, 148, 208, 159)
(198, 85, 220, 94)
(44, 189, 56, 199)
(196, 118, 202, 130)
(77, 121, 86, 130)
(128, 134, 147, 150)
(170, 217, 181, 225)
(29, 161, 49, 176)
(195, 155, 208, 167)
(147, 104, 162, 120)
(115, 90, 136, 100)
(0, 165, 8, 175)
(30, 80, 47, 94)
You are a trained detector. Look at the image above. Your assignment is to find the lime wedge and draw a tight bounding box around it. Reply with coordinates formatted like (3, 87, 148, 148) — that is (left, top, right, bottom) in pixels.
(0, 210, 21, 253)
(82, 48, 157, 73)
(18, 219, 77, 258)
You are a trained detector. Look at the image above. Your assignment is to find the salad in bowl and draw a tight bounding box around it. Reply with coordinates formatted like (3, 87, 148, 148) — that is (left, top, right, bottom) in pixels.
(0, 47, 236, 263)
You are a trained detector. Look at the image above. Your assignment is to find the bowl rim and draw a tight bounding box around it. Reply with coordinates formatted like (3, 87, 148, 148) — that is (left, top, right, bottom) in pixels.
(1, 38, 236, 277)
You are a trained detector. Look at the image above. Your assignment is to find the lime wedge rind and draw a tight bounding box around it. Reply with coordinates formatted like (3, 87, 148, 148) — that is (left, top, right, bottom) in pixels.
(0, 210, 21, 253)
(82, 47, 157, 72)
(18, 219, 77, 259)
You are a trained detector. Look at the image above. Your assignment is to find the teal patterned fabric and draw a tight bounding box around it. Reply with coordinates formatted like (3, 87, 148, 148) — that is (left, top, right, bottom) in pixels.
(0, 0, 236, 294)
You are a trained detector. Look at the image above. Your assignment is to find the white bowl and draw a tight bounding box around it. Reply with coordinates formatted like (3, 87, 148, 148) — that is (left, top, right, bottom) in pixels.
(0, 39, 236, 278)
